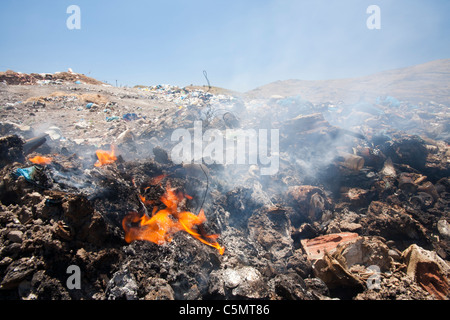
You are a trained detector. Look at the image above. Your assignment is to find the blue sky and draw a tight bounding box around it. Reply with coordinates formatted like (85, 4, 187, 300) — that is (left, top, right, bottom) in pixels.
(0, 0, 449, 91)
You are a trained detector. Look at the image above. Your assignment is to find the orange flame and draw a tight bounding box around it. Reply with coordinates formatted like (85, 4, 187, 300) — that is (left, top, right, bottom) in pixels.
(29, 155, 52, 165)
(139, 194, 155, 206)
(122, 183, 225, 255)
(94, 146, 117, 167)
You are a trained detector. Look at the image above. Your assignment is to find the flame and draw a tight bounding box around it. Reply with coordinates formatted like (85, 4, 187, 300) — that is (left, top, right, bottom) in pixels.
(94, 146, 117, 167)
(122, 183, 225, 255)
(139, 194, 155, 206)
(29, 155, 52, 165)
(178, 210, 225, 255)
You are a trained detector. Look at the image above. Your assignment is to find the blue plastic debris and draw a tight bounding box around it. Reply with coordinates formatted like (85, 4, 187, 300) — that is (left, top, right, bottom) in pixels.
(86, 102, 94, 109)
(14, 166, 37, 182)
(74, 80, 82, 84)
(122, 113, 139, 121)
(106, 116, 120, 122)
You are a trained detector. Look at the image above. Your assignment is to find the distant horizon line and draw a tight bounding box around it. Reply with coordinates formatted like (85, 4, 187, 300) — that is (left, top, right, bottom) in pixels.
(1, 57, 448, 93)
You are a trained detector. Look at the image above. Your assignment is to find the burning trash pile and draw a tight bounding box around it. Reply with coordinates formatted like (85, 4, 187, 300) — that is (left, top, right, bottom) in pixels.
(0, 76, 449, 301)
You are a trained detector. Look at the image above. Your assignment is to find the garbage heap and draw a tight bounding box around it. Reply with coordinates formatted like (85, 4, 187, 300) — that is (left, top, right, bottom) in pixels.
(0, 70, 105, 86)
(0, 80, 448, 300)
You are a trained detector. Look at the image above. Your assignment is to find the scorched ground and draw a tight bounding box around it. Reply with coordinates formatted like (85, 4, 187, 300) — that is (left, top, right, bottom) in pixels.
(0, 70, 449, 300)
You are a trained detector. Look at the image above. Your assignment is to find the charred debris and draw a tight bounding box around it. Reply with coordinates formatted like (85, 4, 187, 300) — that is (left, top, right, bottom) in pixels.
(0, 75, 449, 300)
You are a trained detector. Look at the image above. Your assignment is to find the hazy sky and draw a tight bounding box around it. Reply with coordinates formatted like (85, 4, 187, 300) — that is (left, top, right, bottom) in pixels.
(0, 0, 449, 91)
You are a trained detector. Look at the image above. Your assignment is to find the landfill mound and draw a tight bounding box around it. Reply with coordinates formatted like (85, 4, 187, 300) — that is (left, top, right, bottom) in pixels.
(0, 63, 449, 301)
(0, 70, 105, 86)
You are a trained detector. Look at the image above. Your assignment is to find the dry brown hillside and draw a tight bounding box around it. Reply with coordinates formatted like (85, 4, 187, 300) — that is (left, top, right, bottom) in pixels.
(246, 59, 450, 104)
